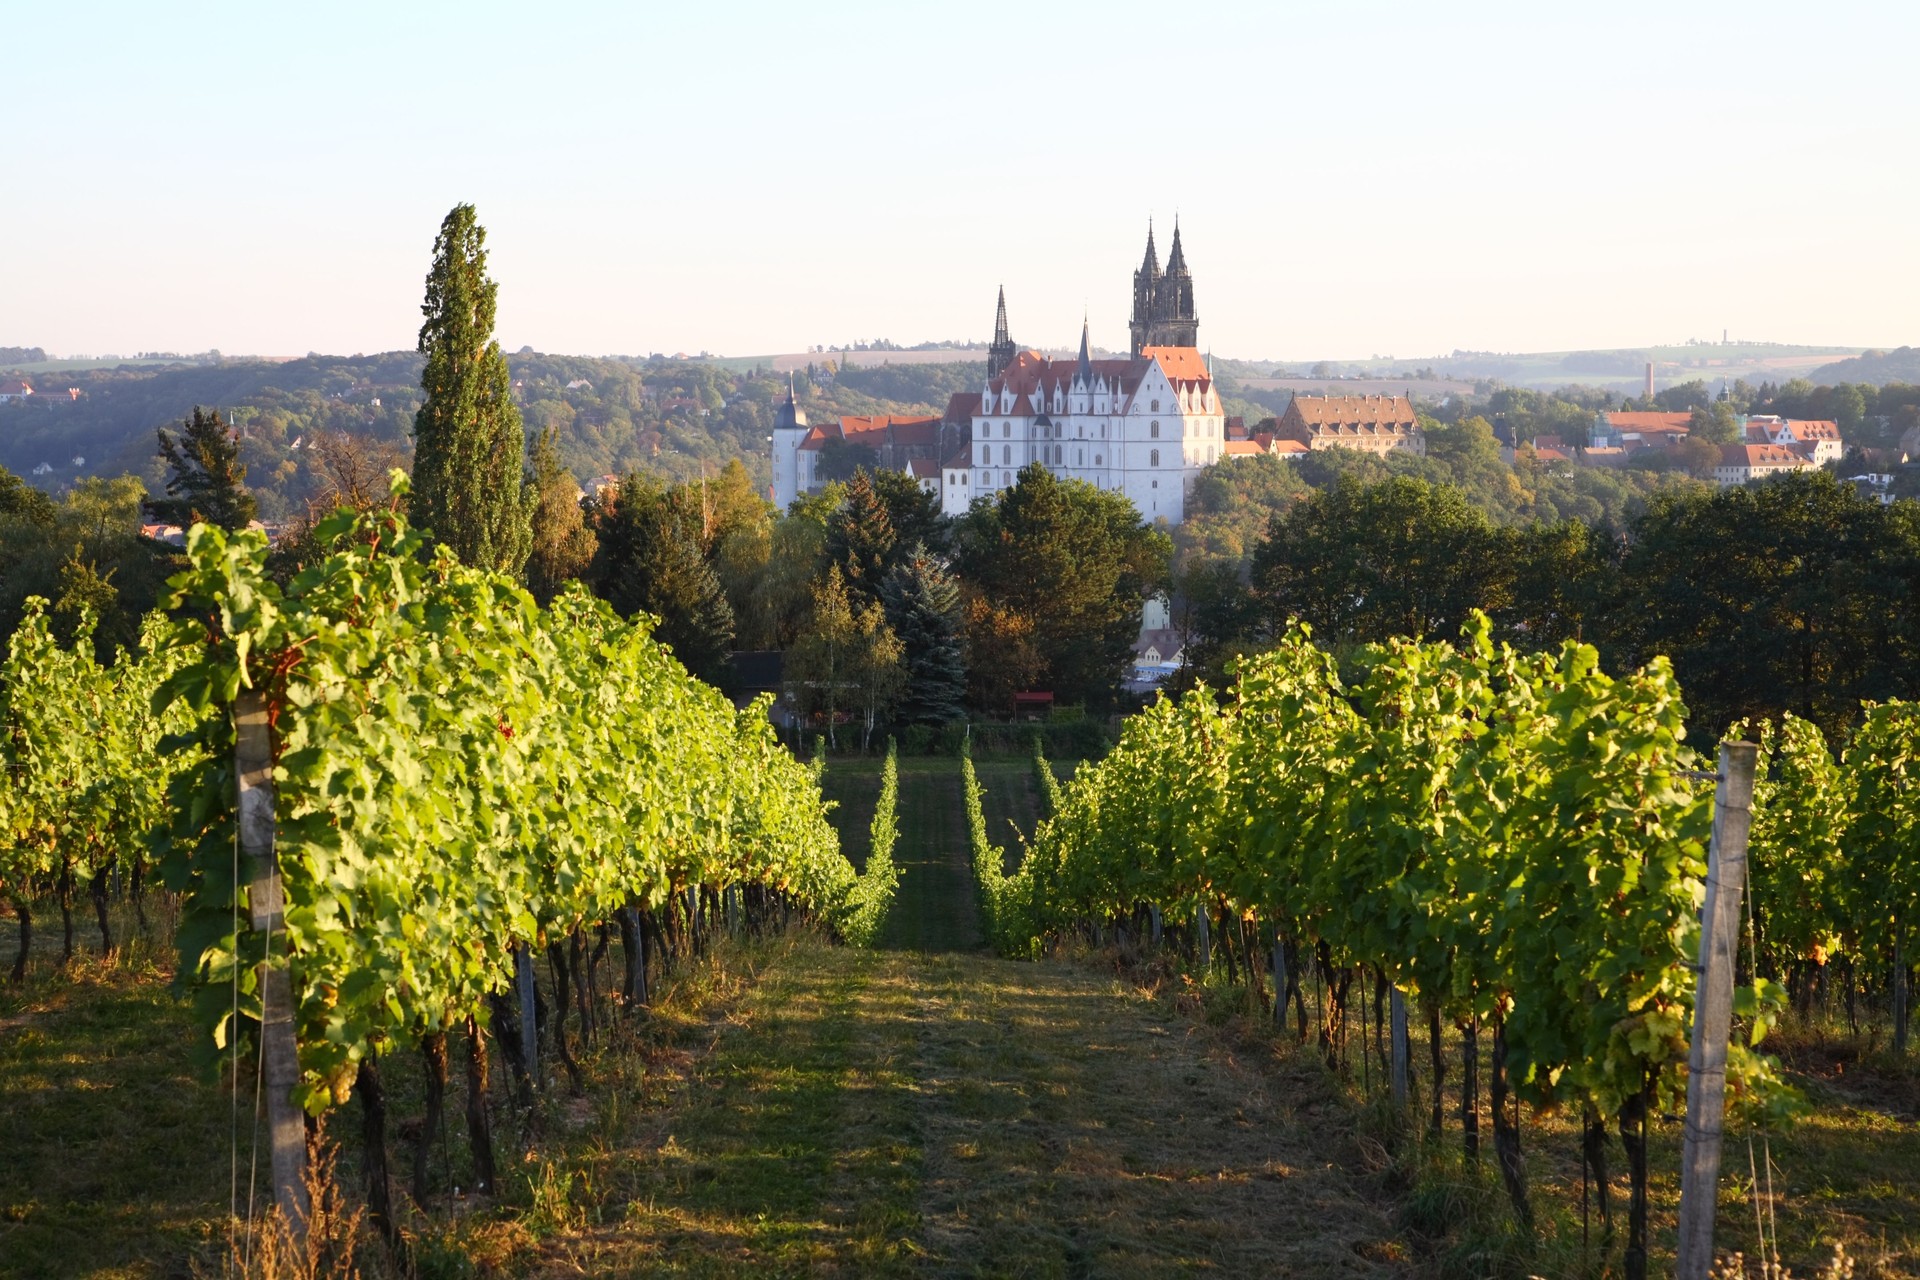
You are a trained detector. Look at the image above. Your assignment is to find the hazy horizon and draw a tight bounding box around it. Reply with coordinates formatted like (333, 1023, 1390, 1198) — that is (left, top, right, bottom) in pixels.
(8, 1, 1916, 362)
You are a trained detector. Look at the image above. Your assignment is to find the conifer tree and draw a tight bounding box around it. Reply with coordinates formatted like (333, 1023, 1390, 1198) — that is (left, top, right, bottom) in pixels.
(826, 468, 897, 603)
(153, 406, 257, 531)
(881, 543, 966, 726)
(588, 475, 734, 685)
(411, 203, 533, 575)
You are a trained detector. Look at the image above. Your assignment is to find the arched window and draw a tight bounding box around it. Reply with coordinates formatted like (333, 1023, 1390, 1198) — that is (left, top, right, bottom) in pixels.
(1002, 444, 1011, 464)
(1150, 449, 1160, 467)
(978, 422, 987, 438)
(1077, 449, 1083, 466)
(1151, 399, 1160, 412)
(1003, 422, 1011, 438)
(1150, 421, 1160, 438)
(1002, 471, 1011, 486)
(980, 446, 989, 464)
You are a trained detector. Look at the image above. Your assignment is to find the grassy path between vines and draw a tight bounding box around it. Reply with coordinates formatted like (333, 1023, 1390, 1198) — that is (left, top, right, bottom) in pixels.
(524, 757, 1402, 1275)
(525, 943, 1404, 1277)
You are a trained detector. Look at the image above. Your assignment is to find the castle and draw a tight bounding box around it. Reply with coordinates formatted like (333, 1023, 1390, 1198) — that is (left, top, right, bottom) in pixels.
(773, 223, 1224, 526)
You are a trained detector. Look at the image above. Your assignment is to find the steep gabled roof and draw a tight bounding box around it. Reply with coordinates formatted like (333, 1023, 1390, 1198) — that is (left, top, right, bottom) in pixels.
(1603, 411, 1694, 433)
(1140, 345, 1211, 388)
(1719, 443, 1811, 467)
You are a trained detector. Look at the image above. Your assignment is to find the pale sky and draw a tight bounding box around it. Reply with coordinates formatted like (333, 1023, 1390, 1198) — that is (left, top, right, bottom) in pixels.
(7, 0, 1916, 362)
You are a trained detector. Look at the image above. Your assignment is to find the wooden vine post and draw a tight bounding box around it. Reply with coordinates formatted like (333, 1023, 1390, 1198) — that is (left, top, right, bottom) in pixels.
(236, 688, 310, 1234)
(1674, 740, 1758, 1280)
(1389, 987, 1409, 1105)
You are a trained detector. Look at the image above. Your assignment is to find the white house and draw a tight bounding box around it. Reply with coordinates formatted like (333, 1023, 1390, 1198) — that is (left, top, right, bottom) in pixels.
(1714, 443, 1817, 487)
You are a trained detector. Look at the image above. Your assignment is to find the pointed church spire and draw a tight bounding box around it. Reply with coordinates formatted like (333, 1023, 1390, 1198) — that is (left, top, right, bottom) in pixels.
(1140, 219, 1161, 277)
(1076, 313, 1093, 386)
(987, 285, 1016, 380)
(1166, 216, 1187, 275)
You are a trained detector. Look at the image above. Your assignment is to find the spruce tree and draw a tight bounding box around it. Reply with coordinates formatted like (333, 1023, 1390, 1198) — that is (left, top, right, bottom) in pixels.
(826, 469, 897, 603)
(153, 406, 257, 531)
(588, 475, 735, 685)
(411, 203, 533, 575)
(881, 543, 966, 726)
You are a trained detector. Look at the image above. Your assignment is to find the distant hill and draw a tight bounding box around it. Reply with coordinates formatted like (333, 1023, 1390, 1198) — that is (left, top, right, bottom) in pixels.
(1813, 347, 1920, 386)
(0, 352, 978, 519)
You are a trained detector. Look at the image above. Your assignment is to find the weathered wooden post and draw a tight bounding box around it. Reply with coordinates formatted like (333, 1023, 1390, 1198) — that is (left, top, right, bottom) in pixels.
(514, 943, 538, 1085)
(1390, 987, 1410, 1105)
(1675, 740, 1758, 1280)
(236, 688, 310, 1234)
(1273, 936, 1288, 1026)
(1149, 903, 1163, 949)
(1194, 903, 1211, 972)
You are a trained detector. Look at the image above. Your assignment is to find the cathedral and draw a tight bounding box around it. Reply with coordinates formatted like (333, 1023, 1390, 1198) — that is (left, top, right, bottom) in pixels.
(955, 220, 1222, 524)
(774, 223, 1224, 527)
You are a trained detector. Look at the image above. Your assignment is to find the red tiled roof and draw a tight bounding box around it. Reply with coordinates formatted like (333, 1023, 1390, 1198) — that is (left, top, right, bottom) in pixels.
(1287, 394, 1418, 429)
(1269, 439, 1308, 455)
(799, 414, 941, 450)
(841, 414, 941, 446)
(1141, 345, 1211, 386)
(1781, 419, 1840, 441)
(0, 379, 31, 395)
(907, 459, 940, 479)
(1719, 443, 1810, 467)
(1604, 411, 1693, 432)
(1222, 440, 1264, 456)
(941, 446, 975, 470)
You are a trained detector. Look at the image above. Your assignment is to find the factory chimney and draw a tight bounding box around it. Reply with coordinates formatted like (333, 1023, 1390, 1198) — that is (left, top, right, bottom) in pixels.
(1645, 361, 1656, 402)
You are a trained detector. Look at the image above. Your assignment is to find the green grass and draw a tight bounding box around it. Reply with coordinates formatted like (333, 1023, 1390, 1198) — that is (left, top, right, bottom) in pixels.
(0, 940, 253, 1280)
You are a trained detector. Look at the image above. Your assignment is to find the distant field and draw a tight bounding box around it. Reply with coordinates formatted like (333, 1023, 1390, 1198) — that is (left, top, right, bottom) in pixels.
(1240, 377, 1478, 398)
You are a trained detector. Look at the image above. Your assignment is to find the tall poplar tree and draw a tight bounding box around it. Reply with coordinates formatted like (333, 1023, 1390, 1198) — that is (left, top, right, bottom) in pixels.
(411, 203, 533, 575)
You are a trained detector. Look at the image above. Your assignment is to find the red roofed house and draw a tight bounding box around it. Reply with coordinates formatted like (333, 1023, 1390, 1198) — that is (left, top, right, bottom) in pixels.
(1267, 394, 1425, 457)
(1714, 443, 1817, 487)
(1590, 410, 1693, 450)
(1744, 415, 1843, 466)
(0, 379, 32, 404)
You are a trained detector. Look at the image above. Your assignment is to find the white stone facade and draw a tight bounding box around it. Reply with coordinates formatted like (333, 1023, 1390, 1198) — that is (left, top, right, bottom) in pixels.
(961, 338, 1223, 526)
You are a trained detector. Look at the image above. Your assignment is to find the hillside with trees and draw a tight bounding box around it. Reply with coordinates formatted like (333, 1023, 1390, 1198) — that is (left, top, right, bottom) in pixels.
(0, 352, 980, 522)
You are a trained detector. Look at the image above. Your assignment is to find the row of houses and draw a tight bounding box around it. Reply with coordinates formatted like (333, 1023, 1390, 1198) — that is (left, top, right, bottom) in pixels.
(0, 379, 83, 405)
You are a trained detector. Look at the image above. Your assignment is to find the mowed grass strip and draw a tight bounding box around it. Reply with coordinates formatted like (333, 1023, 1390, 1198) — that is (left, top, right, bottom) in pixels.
(526, 941, 924, 1278)
(904, 951, 1408, 1278)
(0, 943, 249, 1280)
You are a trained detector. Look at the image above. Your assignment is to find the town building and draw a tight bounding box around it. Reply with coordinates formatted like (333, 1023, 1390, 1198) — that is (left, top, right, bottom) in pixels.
(0, 379, 33, 404)
(1714, 443, 1817, 487)
(772, 223, 1224, 526)
(1589, 410, 1694, 450)
(1266, 394, 1425, 457)
(1743, 415, 1843, 465)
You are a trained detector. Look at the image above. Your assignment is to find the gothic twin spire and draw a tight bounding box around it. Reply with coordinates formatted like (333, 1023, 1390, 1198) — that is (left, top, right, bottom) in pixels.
(989, 220, 1197, 379)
